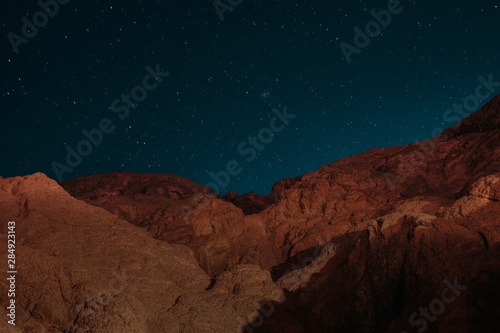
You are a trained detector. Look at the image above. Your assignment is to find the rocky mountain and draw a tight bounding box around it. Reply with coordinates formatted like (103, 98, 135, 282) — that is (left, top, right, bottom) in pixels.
(0, 173, 282, 333)
(1, 94, 500, 332)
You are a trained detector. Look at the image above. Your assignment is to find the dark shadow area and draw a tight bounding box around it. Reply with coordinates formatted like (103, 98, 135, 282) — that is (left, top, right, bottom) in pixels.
(224, 190, 275, 215)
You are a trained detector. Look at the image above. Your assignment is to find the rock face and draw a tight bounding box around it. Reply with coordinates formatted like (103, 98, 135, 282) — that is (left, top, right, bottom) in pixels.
(224, 191, 274, 215)
(1, 94, 500, 332)
(60, 172, 280, 277)
(0, 174, 282, 333)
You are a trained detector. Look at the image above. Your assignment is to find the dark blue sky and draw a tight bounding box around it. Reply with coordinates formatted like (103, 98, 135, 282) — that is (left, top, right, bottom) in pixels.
(1, 0, 499, 194)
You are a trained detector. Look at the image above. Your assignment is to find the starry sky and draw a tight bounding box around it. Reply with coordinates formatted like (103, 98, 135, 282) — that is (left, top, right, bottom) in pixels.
(1, 0, 499, 195)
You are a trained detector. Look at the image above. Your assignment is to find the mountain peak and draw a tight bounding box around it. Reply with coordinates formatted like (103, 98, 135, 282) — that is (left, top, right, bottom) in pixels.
(442, 93, 500, 139)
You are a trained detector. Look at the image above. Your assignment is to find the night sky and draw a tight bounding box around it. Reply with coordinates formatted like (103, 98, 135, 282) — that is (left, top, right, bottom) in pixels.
(1, 0, 499, 195)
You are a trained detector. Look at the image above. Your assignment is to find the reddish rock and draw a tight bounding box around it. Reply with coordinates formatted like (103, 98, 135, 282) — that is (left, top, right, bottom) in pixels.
(0, 174, 282, 333)
(61, 172, 280, 276)
(2, 94, 500, 332)
(224, 190, 274, 215)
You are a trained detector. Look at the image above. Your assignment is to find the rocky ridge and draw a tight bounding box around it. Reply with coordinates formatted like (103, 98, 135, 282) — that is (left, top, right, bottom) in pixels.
(1, 94, 500, 332)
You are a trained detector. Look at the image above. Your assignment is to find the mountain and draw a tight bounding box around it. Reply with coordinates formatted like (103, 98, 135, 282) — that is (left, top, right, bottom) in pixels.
(0, 173, 282, 333)
(1, 94, 500, 332)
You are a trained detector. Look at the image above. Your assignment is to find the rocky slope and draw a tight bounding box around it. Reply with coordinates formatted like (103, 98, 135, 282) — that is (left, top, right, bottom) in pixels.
(0, 174, 282, 333)
(1, 94, 500, 332)
(59, 172, 279, 276)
